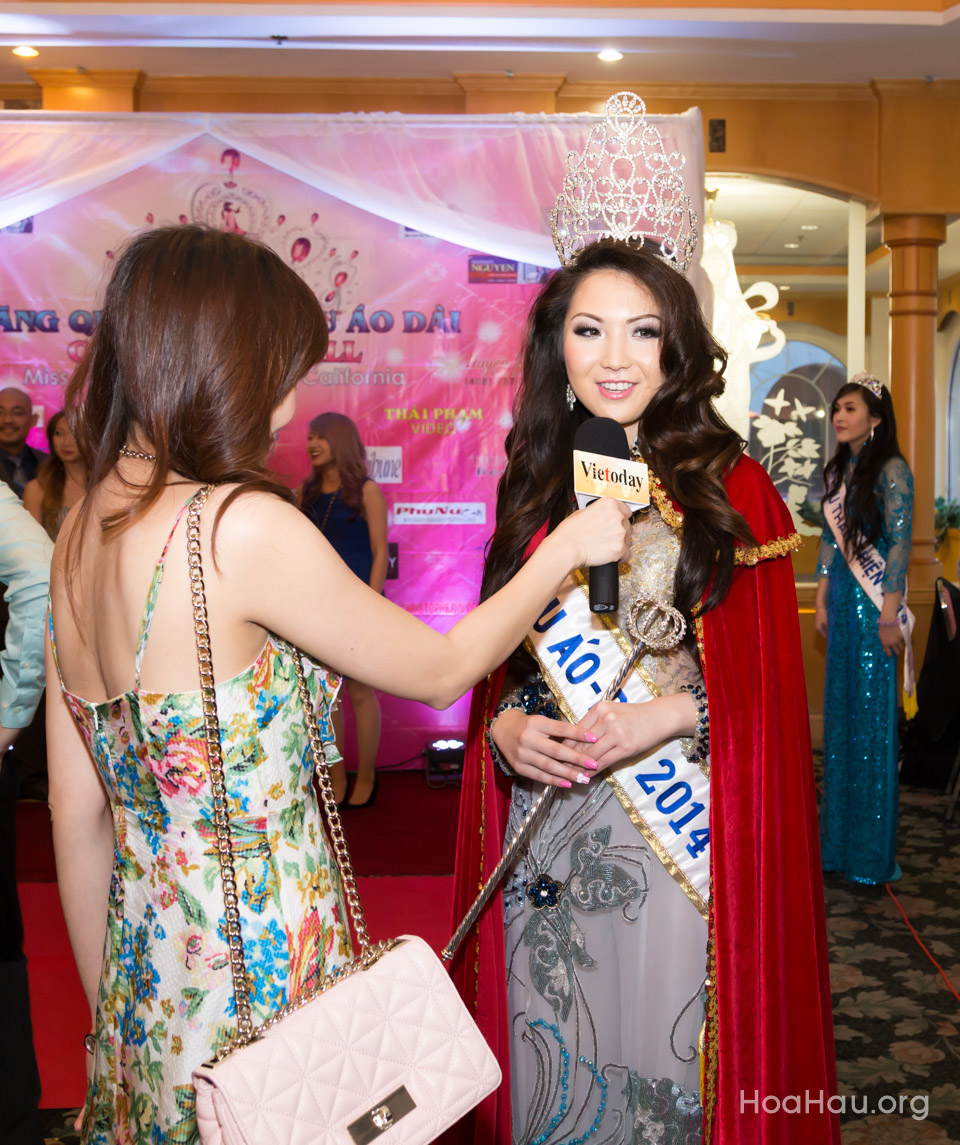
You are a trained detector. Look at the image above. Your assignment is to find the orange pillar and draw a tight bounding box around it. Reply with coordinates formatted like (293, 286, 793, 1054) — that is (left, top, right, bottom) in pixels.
(882, 213, 946, 591)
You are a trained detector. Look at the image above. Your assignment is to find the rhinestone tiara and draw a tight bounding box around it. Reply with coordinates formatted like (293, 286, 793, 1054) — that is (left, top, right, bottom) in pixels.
(850, 371, 883, 398)
(551, 91, 699, 274)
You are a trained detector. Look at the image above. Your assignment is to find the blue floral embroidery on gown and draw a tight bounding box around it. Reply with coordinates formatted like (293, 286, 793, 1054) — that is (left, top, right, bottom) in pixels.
(501, 505, 707, 1145)
(817, 454, 914, 884)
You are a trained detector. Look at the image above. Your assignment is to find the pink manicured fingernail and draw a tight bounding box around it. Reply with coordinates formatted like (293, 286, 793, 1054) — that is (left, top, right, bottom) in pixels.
(574, 772, 591, 785)
(583, 759, 599, 770)
(584, 732, 598, 744)
(558, 779, 572, 788)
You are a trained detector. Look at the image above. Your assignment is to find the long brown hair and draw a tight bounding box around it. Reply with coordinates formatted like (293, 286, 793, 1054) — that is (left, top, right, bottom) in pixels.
(301, 412, 368, 515)
(481, 239, 753, 615)
(64, 224, 328, 551)
(35, 409, 69, 535)
(822, 378, 906, 561)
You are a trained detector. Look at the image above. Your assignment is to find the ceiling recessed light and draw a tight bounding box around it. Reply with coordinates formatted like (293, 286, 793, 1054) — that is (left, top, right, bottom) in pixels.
(800, 224, 819, 231)
(784, 242, 800, 250)
(597, 49, 623, 62)
(13, 46, 39, 58)
(778, 285, 792, 291)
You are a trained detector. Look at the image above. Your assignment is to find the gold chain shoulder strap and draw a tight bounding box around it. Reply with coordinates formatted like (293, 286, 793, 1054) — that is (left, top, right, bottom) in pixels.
(187, 485, 374, 1054)
(288, 647, 371, 952)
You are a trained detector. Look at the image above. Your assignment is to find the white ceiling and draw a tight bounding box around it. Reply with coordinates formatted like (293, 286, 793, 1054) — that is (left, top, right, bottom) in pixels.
(706, 175, 855, 265)
(708, 175, 960, 292)
(2, 2, 960, 84)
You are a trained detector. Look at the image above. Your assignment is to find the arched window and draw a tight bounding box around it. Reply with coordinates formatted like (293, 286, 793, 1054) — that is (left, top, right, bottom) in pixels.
(749, 339, 846, 526)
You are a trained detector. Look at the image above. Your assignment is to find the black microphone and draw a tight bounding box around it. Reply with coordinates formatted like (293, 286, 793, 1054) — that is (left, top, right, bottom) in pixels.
(573, 416, 631, 613)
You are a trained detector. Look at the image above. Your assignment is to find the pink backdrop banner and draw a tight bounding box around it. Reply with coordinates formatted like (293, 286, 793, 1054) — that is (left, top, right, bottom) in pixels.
(0, 136, 549, 760)
(0, 112, 704, 765)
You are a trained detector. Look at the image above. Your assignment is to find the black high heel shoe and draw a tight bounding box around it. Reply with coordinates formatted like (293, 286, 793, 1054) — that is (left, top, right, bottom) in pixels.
(344, 773, 379, 810)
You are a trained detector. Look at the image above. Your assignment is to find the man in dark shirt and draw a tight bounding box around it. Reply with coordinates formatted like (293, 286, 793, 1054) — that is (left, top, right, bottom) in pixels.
(0, 388, 46, 498)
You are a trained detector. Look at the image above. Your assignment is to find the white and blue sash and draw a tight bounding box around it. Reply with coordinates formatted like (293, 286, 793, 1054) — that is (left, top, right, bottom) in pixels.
(824, 484, 916, 694)
(526, 572, 710, 920)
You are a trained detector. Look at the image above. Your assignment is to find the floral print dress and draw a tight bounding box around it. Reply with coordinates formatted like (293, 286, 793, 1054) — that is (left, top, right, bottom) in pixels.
(50, 492, 352, 1144)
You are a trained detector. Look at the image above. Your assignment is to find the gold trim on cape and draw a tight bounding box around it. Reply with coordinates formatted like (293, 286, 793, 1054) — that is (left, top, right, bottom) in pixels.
(648, 470, 684, 530)
(703, 900, 719, 1142)
(472, 674, 493, 1013)
(734, 531, 802, 565)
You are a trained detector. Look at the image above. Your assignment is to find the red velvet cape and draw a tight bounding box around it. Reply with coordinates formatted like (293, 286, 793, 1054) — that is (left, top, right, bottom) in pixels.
(447, 456, 839, 1145)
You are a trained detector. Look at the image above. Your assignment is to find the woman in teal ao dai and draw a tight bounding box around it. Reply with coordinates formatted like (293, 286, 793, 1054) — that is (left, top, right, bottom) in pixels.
(45, 225, 630, 1144)
(815, 375, 914, 885)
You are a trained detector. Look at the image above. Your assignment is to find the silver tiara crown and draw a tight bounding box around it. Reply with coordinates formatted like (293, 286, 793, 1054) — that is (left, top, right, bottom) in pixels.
(551, 91, 698, 274)
(850, 371, 883, 398)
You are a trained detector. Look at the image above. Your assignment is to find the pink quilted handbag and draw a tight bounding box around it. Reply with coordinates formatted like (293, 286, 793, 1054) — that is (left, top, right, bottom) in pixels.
(193, 934, 501, 1145)
(184, 489, 501, 1145)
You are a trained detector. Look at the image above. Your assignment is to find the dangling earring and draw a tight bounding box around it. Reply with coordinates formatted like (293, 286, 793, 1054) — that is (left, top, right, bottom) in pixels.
(868, 425, 875, 443)
(566, 383, 576, 412)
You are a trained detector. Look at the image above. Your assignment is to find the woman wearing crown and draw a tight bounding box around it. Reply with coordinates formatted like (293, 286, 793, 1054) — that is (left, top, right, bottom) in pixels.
(815, 376, 914, 884)
(448, 94, 839, 1145)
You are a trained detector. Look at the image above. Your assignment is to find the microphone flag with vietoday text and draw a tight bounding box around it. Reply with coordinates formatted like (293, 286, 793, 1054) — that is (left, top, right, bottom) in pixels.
(573, 417, 646, 613)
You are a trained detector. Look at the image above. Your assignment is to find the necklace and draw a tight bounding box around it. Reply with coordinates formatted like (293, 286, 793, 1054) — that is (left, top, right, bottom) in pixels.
(318, 486, 339, 534)
(118, 445, 157, 462)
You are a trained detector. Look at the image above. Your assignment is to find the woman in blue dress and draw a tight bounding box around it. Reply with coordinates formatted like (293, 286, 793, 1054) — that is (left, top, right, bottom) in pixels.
(815, 372, 914, 884)
(300, 412, 388, 807)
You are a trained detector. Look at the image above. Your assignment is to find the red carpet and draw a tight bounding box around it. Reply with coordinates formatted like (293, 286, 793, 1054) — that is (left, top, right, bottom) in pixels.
(21, 882, 89, 1108)
(337, 771, 461, 876)
(16, 768, 461, 1110)
(15, 799, 56, 882)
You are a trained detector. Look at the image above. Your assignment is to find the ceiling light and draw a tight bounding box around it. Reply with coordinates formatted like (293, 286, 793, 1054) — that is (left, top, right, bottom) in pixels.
(13, 46, 39, 58)
(800, 224, 819, 231)
(784, 242, 800, 250)
(598, 49, 623, 62)
(778, 285, 792, 291)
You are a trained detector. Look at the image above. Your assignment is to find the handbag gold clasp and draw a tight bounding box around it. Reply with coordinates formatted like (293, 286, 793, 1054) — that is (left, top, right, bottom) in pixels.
(347, 1086, 416, 1143)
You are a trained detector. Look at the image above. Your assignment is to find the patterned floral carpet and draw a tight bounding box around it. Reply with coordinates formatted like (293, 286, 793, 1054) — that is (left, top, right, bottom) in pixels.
(824, 788, 960, 1144)
(38, 787, 960, 1144)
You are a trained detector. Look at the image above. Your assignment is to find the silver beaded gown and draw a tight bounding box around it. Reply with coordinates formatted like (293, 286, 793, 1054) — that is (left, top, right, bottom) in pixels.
(498, 506, 707, 1145)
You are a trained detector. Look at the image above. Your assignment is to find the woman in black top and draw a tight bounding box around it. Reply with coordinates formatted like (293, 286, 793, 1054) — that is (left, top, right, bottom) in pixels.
(300, 412, 387, 806)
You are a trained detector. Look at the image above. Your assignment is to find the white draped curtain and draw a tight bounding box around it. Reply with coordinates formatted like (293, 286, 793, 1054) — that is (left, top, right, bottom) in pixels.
(0, 109, 704, 266)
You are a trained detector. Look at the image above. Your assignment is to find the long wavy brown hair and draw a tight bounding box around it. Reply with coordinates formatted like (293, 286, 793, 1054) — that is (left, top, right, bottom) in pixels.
(301, 412, 368, 516)
(64, 224, 328, 557)
(481, 239, 753, 616)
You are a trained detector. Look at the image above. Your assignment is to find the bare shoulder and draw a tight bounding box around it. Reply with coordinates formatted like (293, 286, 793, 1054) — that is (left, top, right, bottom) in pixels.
(362, 479, 386, 507)
(208, 484, 323, 569)
(208, 484, 302, 536)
